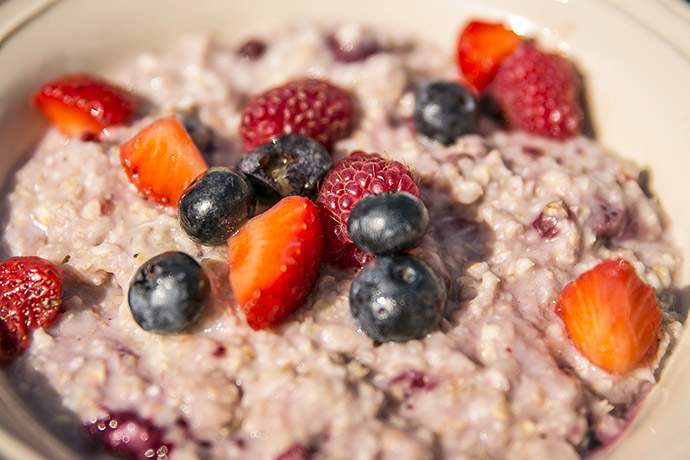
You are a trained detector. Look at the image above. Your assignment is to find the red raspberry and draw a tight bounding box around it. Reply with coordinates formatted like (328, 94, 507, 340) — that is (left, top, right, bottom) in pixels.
(492, 45, 582, 139)
(0, 256, 63, 359)
(239, 78, 354, 152)
(316, 151, 419, 268)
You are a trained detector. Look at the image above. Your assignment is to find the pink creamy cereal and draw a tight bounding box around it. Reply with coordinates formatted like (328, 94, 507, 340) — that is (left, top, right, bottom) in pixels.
(2, 21, 684, 460)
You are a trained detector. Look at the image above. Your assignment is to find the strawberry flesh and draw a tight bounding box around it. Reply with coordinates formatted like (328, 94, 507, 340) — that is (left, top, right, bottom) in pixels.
(227, 196, 323, 329)
(120, 115, 209, 206)
(33, 73, 139, 137)
(0, 256, 63, 360)
(556, 258, 662, 375)
(457, 21, 522, 92)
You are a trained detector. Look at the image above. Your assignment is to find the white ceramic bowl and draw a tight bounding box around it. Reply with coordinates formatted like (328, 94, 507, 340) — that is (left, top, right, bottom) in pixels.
(0, 0, 688, 459)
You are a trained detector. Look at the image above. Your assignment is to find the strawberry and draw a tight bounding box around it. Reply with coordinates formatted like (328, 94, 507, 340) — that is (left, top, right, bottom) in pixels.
(120, 115, 209, 206)
(33, 73, 139, 137)
(0, 256, 63, 360)
(555, 258, 662, 375)
(227, 196, 323, 330)
(239, 78, 354, 152)
(492, 44, 583, 139)
(457, 21, 522, 92)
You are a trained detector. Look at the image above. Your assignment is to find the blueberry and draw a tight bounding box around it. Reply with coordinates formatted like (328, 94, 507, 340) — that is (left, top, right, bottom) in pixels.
(128, 251, 209, 334)
(235, 133, 332, 200)
(349, 254, 446, 342)
(413, 81, 477, 145)
(178, 167, 255, 245)
(347, 191, 429, 255)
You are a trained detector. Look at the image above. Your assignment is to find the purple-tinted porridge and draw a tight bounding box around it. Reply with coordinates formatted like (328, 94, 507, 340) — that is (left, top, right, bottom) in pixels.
(1, 21, 684, 460)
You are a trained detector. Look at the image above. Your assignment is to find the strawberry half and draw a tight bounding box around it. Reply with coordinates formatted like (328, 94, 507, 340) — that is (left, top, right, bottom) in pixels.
(457, 20, 522, 92)
(33, 73, 139, 137)
(555, 258, 662, 375)
(120, 115, 209, 206)
(227, 196, 323, 330)
(0, 256, 63, 361)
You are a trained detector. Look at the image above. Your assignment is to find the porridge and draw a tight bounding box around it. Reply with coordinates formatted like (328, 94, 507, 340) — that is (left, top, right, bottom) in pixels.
(0, 19, 685, 460)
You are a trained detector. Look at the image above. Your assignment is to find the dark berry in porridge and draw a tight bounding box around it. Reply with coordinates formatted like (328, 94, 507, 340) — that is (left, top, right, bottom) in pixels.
(349, 254, 446, 342)
(413, 81, 477, 145)
(88, 411, 171, 460)
(348, 191, 429, 256)
(178, 167, 255, 246)
(236, 134, 332, 200)
(128, 252, 209, 334)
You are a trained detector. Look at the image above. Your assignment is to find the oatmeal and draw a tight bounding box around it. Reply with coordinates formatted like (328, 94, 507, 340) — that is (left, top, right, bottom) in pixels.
(1, 20, 684, 460)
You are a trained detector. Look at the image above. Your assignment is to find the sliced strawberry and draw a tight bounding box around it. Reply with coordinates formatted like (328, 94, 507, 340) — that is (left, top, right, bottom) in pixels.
(120, 115, 208, 206)
(555, 258, 662, 375)
(227, 196, 323, 330)
(0, 256, 63, 361)
(457, 20, 522, 92)
(33, 73, 139, 137)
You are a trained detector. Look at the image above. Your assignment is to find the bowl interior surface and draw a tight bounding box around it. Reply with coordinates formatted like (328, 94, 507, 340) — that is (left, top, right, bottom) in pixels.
(0, 0, 688, 459)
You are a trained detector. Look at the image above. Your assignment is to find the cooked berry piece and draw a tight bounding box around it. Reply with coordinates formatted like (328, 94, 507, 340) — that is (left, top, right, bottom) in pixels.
(236, 134, 332, 200)
(556, 258, 662, 375)
(349, 254, 446, 342)
(316, 151, 419, 268)
(180, 111, 217, 153)
(456, 20, 522, 92)
(532, 200, 573, 239)
(413, 81, 477, 145)
(120, 115, 209, 206)
(239, 78, 353, 151)
(0, 256, 62, 360)
(276, 443, 313, 460)
(128, 252, 208, 334)
(227, 196, 323, 330)
(493, 44, 582, 139)
(33, 73, 139, 137)
(89, 411, 171, 460)
(326, 29, 379, 62)
(348, 191, 429, 255)
(178, 167, 255, 245)
(237, 38, 266, 60)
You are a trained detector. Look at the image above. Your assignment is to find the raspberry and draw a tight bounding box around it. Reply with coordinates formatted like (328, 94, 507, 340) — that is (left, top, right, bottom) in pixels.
(0, 256, 63, 359)
(492, 45, 582, 139)
(239, 78, 354, 152)
(315, 151, 419, 268)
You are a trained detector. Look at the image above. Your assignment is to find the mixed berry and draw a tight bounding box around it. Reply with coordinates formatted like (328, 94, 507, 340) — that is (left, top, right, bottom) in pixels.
(4, 16, 668, 460)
